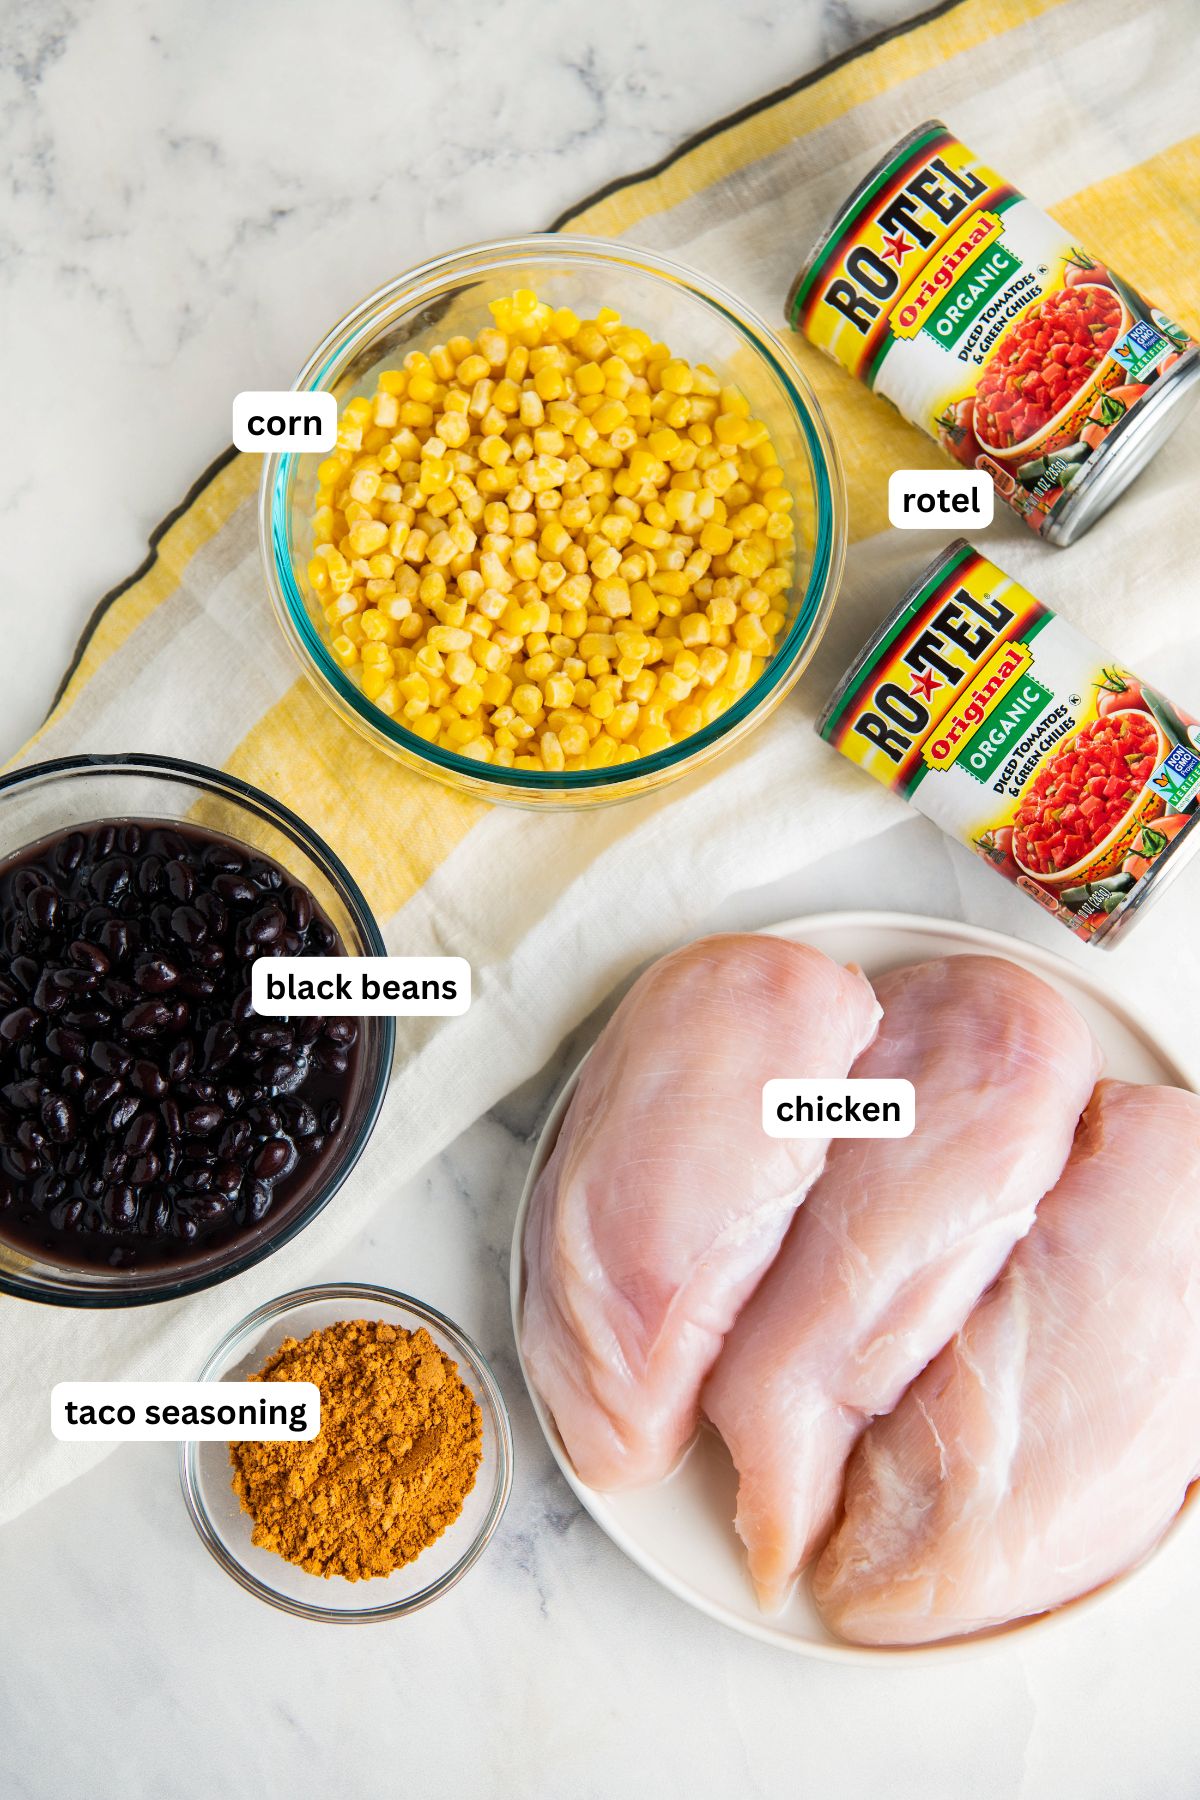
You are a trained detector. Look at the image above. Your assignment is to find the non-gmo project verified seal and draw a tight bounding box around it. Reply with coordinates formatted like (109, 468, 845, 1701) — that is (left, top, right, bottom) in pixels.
(1112, 318, 1171, 381)
(1153, 743, 1200, 806)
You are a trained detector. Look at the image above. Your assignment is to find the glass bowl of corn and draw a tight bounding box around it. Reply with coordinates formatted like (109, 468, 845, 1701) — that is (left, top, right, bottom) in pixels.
(261, 236, 846, 808)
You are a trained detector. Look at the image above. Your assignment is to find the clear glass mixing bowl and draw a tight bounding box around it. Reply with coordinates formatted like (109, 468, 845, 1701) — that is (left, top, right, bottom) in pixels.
(181, 1283, 513, 1621)
(262, 235, 846, 808)
(0, 755, 394, 1306)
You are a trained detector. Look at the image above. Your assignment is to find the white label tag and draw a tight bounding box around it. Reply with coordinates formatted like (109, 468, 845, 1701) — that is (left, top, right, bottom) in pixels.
(888, 470, 993, 528)
(51, 1382, 320, 1441)
(251, 955, 471, 1017)
(232, 390, 337, 452)
(762, 1079, 916, 1138)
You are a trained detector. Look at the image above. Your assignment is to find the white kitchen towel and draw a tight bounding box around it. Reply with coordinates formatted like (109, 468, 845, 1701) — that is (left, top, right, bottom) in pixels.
(3, 0, 1198, 1522)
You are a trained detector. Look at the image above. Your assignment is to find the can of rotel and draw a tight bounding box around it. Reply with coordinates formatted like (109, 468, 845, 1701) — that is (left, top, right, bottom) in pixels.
(817, 539, 1200, 946)
(788, 122, 1200, 546)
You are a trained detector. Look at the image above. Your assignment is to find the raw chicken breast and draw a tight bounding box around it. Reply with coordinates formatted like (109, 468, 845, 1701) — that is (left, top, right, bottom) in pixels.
(815, 1080, 1200, 1646)
(520, 933, 880, 1491)
(703, 956, 1102, 1611)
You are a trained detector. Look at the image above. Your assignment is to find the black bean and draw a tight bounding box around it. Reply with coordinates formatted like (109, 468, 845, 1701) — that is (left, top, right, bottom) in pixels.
(54, 833, 86, 875)
(91, 857, 132, 904)
(51, 967, 97, 995)
(102, 1185, 139, 1230)
(213, 1161, 242, 1194)
(253, 1137, 295, 1181)
(26, 887, 58, 931)
(285, 885, 313, 931)
(16, 1121, 47, 1155)
(246, 1181, 273, 1222)
(46, 1026, 87, 1063)
(288, 1103, 318, 1139)
(160, 1098, 183, 1140)
(10, 956, 38, 992)
(184, 1105, 223, 1136)
(32, 975, 67, 1018)
(124, 1114, 157, 1155)
(167, 1040, 193, 1081)
(323, 1019, 358, 1047)
(2, 1079, 41, 1111)
(136, 854, 164, 897)
(164, 860, 194, 904)
(40, 1095, 76, 1143)
(178, 971, 216, 1000)
(68, 939, 111, 975)
(97, 918, 131, 963)
(90, 1039, 132, 1078)
(84, 1076, 122, 1115)
(129, 1153, 161, 1187)
(1, 1008, 39, 1044)
(61, 1063, 88, 1094)
(213, 873, 258, 905)
(218, 1118, 251, 1157)
(134, 954, 179, 993)
(106, 1095, 140, 1135)
(194, 893, 228, 940)
(246, 904, 286, 946)
(122, 1000, 172, 1039)
(189, 1193, 231, 1225)
(101, 978, 138, 1012)
(170, 905, 207, 946)
(101, 1145, 129, 1182)
(203, 842, 244, 873)
(250, 1024, 293, 1051)
(265, 1056, 303, 1095)
(131, 1060, 167, 1099)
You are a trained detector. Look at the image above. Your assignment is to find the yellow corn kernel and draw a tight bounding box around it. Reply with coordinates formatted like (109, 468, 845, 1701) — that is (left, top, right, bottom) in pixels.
(658, 359, 692, 395)
(634, 721, 670, 757)
(347, 520, 388, 557)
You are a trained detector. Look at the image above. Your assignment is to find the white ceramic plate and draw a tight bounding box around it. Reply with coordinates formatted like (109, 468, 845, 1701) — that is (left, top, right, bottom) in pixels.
(509, 911, 1197, 1662)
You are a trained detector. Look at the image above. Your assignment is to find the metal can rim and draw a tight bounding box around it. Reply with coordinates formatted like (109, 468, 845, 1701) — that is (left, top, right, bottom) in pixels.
(1093, 802, 1200, 947)
(785, 119, 949, 330)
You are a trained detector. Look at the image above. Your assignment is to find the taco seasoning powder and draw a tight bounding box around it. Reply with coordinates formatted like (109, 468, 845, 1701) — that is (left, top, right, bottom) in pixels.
(817, 540, 1200, 947)
(229, 1318, 483, 1579)
(788, 122, 1200, 546)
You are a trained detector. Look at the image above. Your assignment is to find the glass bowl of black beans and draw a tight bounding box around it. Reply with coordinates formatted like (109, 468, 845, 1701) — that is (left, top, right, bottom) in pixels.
(0, 754, 394, 1306)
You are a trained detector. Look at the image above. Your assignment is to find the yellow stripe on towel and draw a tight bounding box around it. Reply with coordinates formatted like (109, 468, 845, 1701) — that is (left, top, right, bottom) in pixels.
(222, 677, 484, 921)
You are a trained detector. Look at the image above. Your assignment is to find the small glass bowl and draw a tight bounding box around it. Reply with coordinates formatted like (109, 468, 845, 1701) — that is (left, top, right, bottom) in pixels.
(181, 1283, 514, 1621)
(0, 754, 394, 1307)
(262, 234, 847, 809)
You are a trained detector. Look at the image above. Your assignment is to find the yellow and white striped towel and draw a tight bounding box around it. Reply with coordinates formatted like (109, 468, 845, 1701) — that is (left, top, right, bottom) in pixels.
(5, 0, 1198, 1521)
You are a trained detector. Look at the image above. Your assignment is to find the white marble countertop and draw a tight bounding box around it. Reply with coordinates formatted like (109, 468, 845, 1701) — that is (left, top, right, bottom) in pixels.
(5, 4, 1200, 1798)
